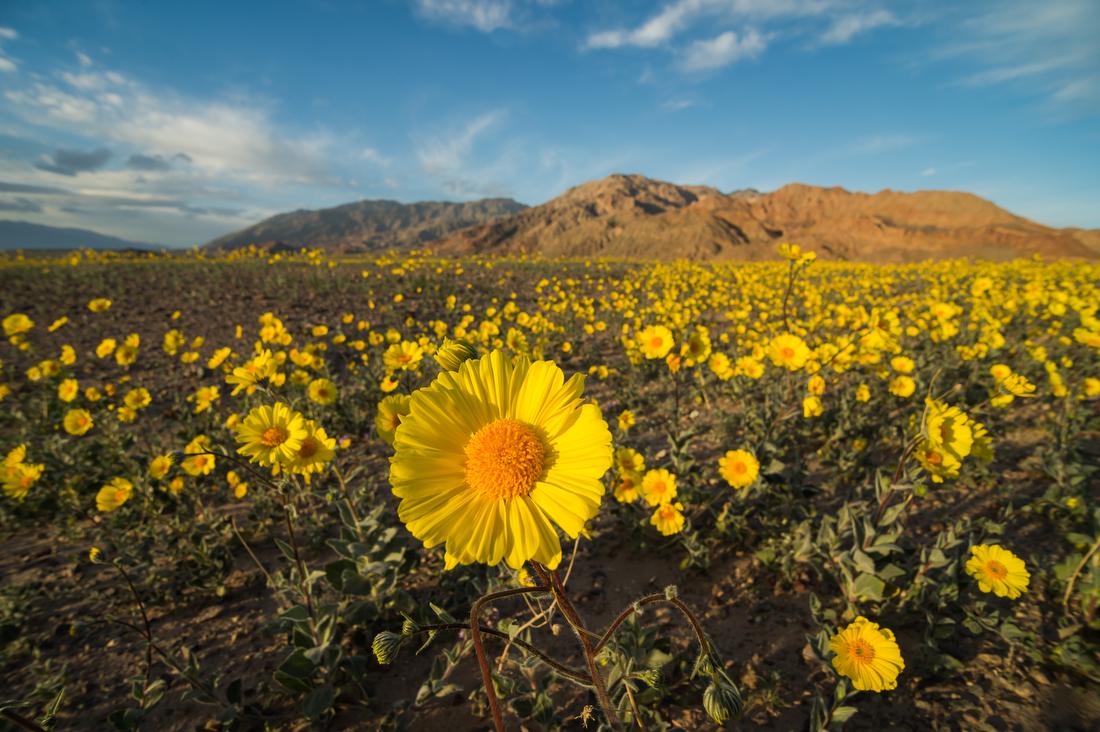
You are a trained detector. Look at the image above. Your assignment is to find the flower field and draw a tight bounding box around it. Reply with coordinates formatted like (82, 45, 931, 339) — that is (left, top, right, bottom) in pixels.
(1, 246, 1098, 730)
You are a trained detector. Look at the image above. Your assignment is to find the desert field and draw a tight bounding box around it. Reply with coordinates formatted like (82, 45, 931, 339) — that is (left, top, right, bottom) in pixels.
(1, 246, 1098, 731)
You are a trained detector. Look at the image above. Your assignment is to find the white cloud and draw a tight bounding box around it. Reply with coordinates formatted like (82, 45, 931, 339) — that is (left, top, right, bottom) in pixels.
(921, 167, 937, 176)
(820, 9, 897, 45)
(414, 110, 514, 196)
(680, 29, 766, 71)
(585, 0, 831, 50)
(413, 0, 513, 32)
(662, 98, 698, 111)
(944, 0, 1100, 112)
(76, 51, 93, 67)
(0, 26, 17, 72)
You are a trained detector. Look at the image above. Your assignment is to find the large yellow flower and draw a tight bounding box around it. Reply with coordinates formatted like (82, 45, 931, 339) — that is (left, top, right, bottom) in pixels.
(96, 477, 133, 512)
(636, 325, 674, 360)
(641, 468, 677, 506)
(768, 333, 810, 371)
(63, 408, 94, 436)
(389, 350, 611, 570)
(718, 449, 759, 489)
(829, 616, 904, 692)
(966, 544, 1029, 599)
(236, 402, 308, 466)
(650, 501, 685, 536)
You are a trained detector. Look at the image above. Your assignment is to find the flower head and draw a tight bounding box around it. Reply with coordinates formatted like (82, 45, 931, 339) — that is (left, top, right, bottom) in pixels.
(236, 403, 308, 467)
(96, 477, 133, 512)
(966, 544, 1029, 599)
(389, 350, 611, 570)
(650, 501, 685, 535)
(829, 616, 904, 692)
(641, 468, 677, 506)
(719, 449, 759, 489)
(63, 408, 94, 436)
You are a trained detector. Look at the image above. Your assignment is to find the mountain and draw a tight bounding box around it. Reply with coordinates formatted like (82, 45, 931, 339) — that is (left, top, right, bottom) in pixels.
(433, 174, 1098, 262)
(0, 220, 153, 250)
(204, 198, 527, 253)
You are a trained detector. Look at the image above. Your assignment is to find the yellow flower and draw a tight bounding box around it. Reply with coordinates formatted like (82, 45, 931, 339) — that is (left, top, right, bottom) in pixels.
(389, 350, 612, 570)
(115, 333, 139, 366)
(989, 363, 1012, 381)
(148, 454, 173, 480)
(167, 476, 185, 495)
(182, 435, 216, 476)
(614, 448, 643, 475)
(59, 344, 76, 365)
(855, 384, 871, 402)
(383, 341, 424, 371)
(777, 242, 802, 260)
(768, 333, 810, 371)
(2, 446, 43, 501)
(96, 338, 117, 358)
(286, 419, 336, 476)
(966, 544, 1029, 599)
(719, 449, 759, 489)
(636, 325, 674, 360)
(226, 349, 277, 395)
(890, 356, 914, 373)
(124, 387, 151, 410)
(829, 616, 904, 692)
(189, 385, 219, 413)
(307, 378, 338, 405)
(96, 477, 133, 512)
(2, 313, 34, 337)
(802, 395, 823, 418)
(375, 394, 412, 447)
(807, 374, 826, 395)
(380, 374, 399, 393)
(207, 347, 232, 369)
(49, 316, 69, 332)
(641, 468, 677, 506)
(889, 375, 916, 398)
(87, 298, 112, 312)
(613, 473, 641, 503)
(435, 338, 477, 371)
(617, 409, 635, 432)
(58, 378, 79, 403)
(63, 408, 94, 435)
(236, 402, 308, 467)
(163, 329, 186, 355)
(650, 501, 685, 536)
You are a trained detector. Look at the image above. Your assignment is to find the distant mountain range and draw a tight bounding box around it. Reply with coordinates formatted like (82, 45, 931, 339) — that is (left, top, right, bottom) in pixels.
(433, 175, 1100, 262)
(203, 198, 527, 252)
(0, 220, 152, 251)
(6, 176, 1098, 261)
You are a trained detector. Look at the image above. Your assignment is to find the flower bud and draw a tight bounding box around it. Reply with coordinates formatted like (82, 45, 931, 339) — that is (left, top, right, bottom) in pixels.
(703, 680, 743, 724)
(372, 631, 403, 665)
(435, 339, 477, 372)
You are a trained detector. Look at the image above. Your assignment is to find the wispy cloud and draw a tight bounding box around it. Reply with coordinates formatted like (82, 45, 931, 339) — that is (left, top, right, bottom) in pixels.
(34, 147, 113, 176)
(680, 29, 767, 71)
(819, 9, 897, 45)
(415, 110, 513, 196)
(413, 0, 514, 32)
(0, 26, 18, 73)
(943, 0, 1100, 113)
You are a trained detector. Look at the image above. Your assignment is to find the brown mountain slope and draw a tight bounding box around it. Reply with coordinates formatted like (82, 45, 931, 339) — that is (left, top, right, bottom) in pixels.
(204, 198, 527, 253)
(434, 174, 1097, 262)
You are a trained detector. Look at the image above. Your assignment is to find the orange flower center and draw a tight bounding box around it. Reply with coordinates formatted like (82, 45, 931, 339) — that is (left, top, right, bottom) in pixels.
(649, 337, 664, 350)
(298, 437, 319, 459)
(781, 347, 795, 360)
(848, 639, 875, 664)
(733, 461, 747, 474)
(925, 450, 942, 466)
(261, 426, 289, 447)
(464, 418, 546, 500)
(985, 560, 1007, 579)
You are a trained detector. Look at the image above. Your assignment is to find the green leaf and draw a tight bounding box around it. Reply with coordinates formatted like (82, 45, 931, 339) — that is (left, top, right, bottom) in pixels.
(831, 706, 858, 724)
(851, 573, 885, 602)
(302, 683, 335, 721)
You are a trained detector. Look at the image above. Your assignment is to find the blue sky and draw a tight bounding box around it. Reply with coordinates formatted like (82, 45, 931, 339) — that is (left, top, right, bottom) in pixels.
(0, 0, 1097, 246)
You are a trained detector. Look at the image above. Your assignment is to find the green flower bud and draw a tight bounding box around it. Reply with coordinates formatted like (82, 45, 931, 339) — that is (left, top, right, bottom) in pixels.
(634, 668, 662, 689)
(400, 615, 419, 636)
(372, 631, 403, 665)
(435, 339, 477, 372)
(703, 680, 743, 724)
(664, 585, 679, 601)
